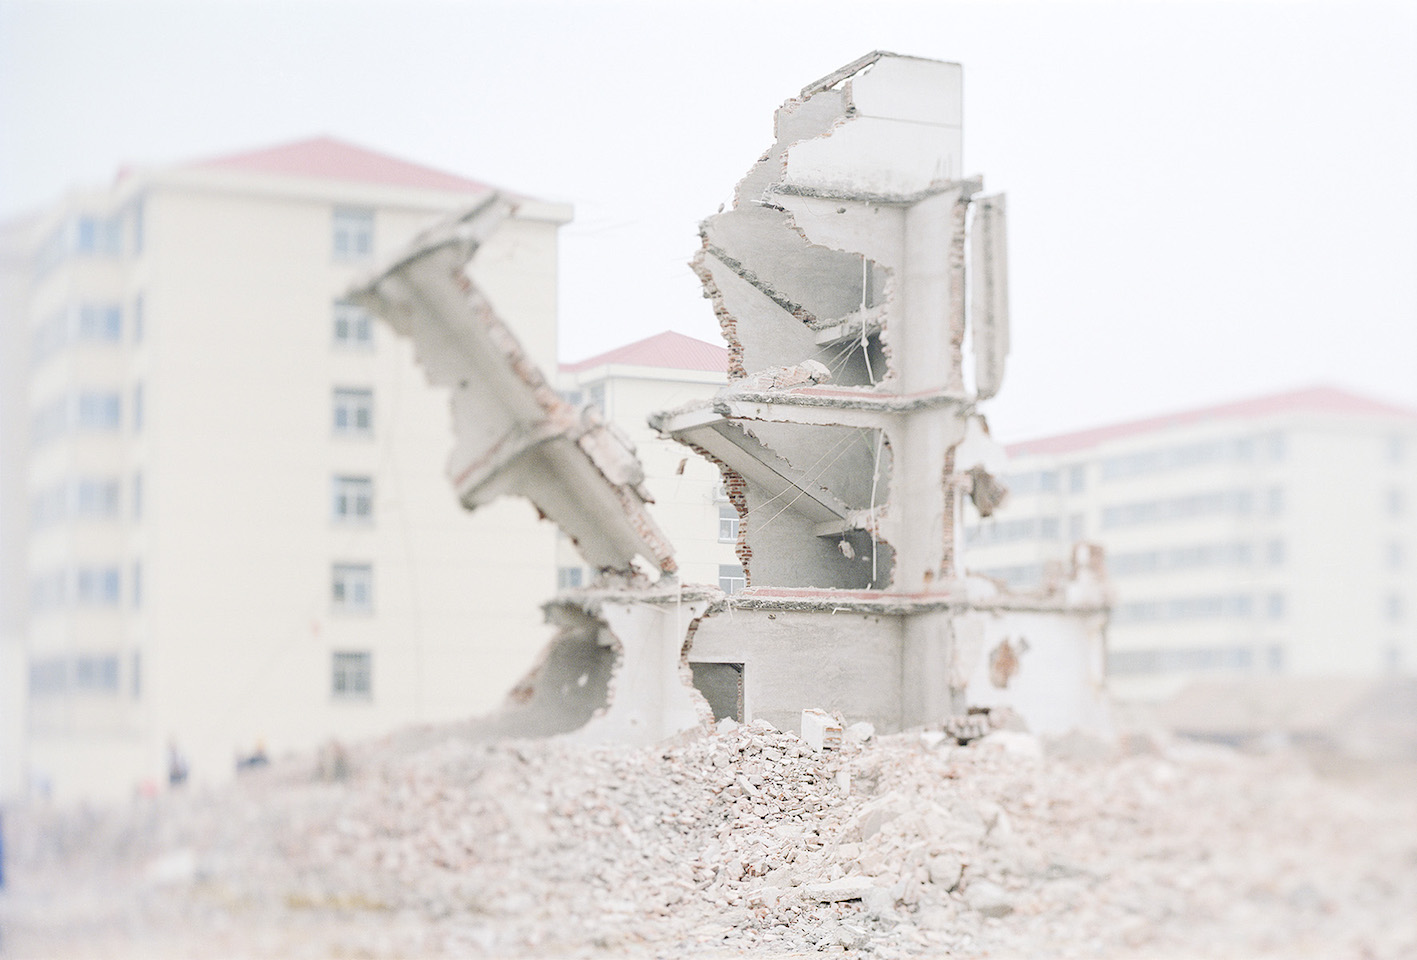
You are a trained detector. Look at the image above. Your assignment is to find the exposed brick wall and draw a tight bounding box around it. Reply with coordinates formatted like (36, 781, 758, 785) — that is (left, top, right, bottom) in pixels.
(691, 245, 746, 382)
(680, 438, 752, 587)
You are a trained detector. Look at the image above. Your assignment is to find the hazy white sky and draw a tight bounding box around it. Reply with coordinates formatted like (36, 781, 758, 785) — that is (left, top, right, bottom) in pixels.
(2, 0, 1413, 440)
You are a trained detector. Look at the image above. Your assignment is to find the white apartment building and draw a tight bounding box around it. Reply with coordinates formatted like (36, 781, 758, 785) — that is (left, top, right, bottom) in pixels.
(0, 138, 571, 801)
(555, 331, 740, 591)
(963, 387, 1417, 700)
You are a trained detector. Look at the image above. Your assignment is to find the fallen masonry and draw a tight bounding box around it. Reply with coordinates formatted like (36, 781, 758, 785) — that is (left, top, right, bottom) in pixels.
(4, 719, 1415, 958)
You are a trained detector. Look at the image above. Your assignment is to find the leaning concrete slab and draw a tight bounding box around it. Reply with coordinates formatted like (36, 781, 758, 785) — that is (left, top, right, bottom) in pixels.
(349, 195, 675, 583)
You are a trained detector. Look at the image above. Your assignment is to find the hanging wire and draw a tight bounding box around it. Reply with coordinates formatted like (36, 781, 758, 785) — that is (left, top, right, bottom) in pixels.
(750, 427, 877, 535)
(860, 257, 876, 386)
(868, 429, 885, 585)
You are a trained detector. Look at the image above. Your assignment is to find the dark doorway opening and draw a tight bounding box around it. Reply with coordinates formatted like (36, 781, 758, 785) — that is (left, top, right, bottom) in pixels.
(690, 662, 744, 722)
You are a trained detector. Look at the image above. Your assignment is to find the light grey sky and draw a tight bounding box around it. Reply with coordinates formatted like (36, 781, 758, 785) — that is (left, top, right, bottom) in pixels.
(2, 0, 1413, 440)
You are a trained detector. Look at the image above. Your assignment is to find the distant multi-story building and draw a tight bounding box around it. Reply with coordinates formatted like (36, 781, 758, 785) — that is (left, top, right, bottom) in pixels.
(555, 331, 739, 592)
(0, 138, 571, 801)
(963, 387, 1417, 700)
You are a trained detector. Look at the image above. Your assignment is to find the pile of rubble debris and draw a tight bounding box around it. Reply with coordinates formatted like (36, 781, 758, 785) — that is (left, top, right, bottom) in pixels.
(6, 718, 1415, 958)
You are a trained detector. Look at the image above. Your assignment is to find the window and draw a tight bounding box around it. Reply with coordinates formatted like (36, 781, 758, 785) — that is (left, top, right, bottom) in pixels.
(1067, 465, 1086, 494)
(1266, 538, 1286, 566)
(1001, 470, 1059, 496)
(132, 293, 144, 342)
(133, 471, 143, 520)
(1389, 435, 1407, 465)
(332, 301, 373, 348)
(129, 198, 144, 255)
(1387, 541, 1405, 570)
(332, 651, 372, 699)
(1266, 486, 1284, 516)
(29, 658, 66, 696)
(719, 564, 746, 595)
(32, 310, 68, 364)
(132, 559, 142, 609)
(31, 485, 66, 528)
(1266, 593, 1285, 620)
(1387, 594, 1405, 623)
(1264, 432, 1286, 461)
(1112, 593, 1254, 624)
(1267, 645, 1285, 674)
(1388, 488, 1405, 517)
(31, 571, 66, 613)
(557, 566, 583, 589)
(559, 389, 583, 406)
(332, 208, 374, 260)
(333, 388, 373, 437)
(73, 655, 119, 693)
(74, 566, 121, 607)
(132, 382, 144, 432)
(31, 396, 69, 446)
(972, 563, 1045, 588)
(1101, 489, 1255, 529)
(131, 650, 142, 699)
(76, 303, 122, 342)
(75, 478, 120, 518)
(331, 563, 373, 612)
(332, 475, 374, 522)
(77, 391, 121, 431)
(718, 505, 740, 542)
(1067, 513, 1085, 540)
(587, 382, 606, 412)
(1108, 645, 1255, 676)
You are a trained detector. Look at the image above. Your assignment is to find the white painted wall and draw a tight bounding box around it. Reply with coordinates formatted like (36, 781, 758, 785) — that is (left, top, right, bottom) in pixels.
(963, 408, 1417, 700)
(11, 166, 570, 801)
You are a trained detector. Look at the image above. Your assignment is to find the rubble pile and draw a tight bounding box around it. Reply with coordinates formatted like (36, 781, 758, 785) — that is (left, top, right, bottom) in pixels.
(6, 719, 1416, 958)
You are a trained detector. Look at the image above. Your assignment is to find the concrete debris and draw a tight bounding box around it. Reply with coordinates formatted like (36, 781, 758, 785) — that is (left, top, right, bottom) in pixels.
(802, 708, 844, 751)
(803, 876, 876, 902)
(965, 878, 1014, 918)
(4, 719, 1415, 959)
(349, 195, 675, 582)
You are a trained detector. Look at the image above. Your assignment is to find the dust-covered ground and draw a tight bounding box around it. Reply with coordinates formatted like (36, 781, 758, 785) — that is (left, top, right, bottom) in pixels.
(3, 719, 1415, 959)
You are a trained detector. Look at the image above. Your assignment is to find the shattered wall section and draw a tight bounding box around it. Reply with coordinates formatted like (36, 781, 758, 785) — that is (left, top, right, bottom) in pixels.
(667, 53, 1014, 595)
(350, 195, 676, 581)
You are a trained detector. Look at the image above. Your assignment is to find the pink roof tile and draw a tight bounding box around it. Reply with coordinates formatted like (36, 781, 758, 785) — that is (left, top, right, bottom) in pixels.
(561, 331, 729, 374)
(190, 136, 496, 194)
(1008, 386, 1417, 457)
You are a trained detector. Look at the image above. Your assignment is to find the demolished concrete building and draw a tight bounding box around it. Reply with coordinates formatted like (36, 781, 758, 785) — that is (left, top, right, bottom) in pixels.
(352, 52, 1111, 745)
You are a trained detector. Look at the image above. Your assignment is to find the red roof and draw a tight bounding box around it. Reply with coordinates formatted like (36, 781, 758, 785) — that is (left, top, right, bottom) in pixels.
(191, 136, 496, 194)
(561, 331, 729, 374)
(1008, 386, 1417, 456)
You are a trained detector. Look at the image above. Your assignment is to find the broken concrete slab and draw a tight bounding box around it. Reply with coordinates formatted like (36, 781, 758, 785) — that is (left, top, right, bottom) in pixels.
(803, 876, 876, 903)
(349, 195, 675, 583)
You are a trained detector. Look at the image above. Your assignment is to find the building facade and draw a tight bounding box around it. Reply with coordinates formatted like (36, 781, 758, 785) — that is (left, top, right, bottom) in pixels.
(963, 387, 1417, 700)
(555, 331, 739, 593)
(0, 138, 570, 801)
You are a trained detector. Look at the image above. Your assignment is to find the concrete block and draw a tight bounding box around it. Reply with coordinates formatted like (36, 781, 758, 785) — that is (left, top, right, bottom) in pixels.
(801, 709, 842, 751)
